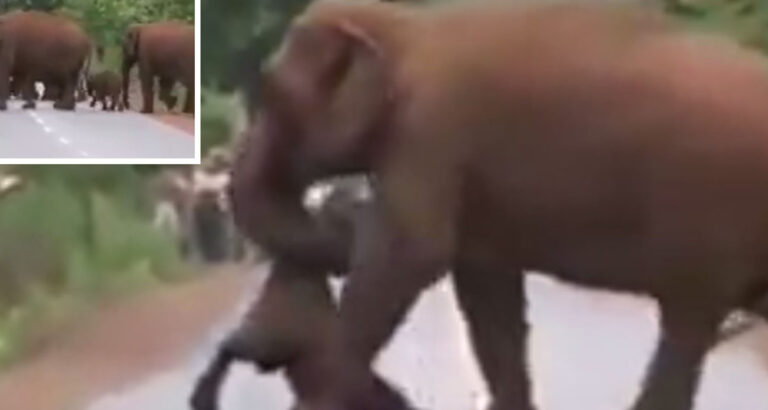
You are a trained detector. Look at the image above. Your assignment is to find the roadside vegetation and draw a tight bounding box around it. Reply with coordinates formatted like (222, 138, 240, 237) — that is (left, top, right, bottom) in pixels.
(0, 0, 196, 368)
(0, 165, 191, 367)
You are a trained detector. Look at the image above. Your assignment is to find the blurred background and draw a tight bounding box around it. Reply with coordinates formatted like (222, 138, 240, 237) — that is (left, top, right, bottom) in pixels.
(0, 0, 766, 409)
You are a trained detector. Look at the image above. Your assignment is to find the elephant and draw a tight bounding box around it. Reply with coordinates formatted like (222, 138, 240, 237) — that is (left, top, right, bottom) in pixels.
(0, 11, 91, 110)
(226, 1, 768, 410)
(195, 176, 768, 410)
(191, 177, 410, 410)
(121, 21, 194, 114)
(86, 70, 124, 111)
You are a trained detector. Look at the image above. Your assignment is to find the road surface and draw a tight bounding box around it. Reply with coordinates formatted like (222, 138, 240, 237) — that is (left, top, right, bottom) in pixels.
(86, 267, 768, 410)
(0, 101, 194, 159)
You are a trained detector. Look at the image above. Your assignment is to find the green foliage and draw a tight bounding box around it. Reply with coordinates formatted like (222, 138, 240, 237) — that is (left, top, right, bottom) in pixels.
(1, 0, 194, 49)
(61, 0, 194, 47)
(669, 0, 768, 53)
(0, 166, 184, 367)
(201, 90, 243, 157)
(0, 0, 65, 12)
(202, 0, 310, 91)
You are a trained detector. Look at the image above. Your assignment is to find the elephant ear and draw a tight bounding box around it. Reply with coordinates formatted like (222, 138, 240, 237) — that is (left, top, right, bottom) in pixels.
(123, 25, 140, 61)
(264, 19, 392, 170)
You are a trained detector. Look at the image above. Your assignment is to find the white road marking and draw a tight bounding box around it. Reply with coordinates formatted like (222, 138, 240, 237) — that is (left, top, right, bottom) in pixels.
(2, 101, 194, 159)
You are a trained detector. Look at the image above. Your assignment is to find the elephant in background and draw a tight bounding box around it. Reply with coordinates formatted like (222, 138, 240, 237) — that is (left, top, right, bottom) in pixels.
(0, 11, 91, 110)
(122, 21, 194, 114)
(87, 70, 124, 111)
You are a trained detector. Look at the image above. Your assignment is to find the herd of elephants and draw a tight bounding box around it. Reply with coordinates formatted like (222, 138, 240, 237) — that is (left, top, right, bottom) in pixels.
(185, 0, 768, 409)
(0, 10, 193, 114)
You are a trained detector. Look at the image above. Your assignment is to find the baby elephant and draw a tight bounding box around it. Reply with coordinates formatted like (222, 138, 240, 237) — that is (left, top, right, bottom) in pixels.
(190, 180, 409, 410)
(87, 71, 124, 111)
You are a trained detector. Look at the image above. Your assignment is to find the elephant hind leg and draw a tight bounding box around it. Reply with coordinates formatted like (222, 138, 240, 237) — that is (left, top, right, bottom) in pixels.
(159, 77, 177, 112)
(20, 76, 36, 110)
(183, 82, 194, 114)
(139, 67, 155, 113)
(53, 71, 77, 111)
(633, 294, 727, 410)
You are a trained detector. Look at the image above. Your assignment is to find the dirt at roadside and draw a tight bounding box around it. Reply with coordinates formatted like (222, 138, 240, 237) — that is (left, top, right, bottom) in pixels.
(122, 74, 195, 137)
(0, 265, 253, 410)
(150, 113, 195, 136)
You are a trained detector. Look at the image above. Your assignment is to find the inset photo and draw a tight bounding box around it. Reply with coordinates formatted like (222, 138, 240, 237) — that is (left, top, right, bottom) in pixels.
(0, 0, 196, 161)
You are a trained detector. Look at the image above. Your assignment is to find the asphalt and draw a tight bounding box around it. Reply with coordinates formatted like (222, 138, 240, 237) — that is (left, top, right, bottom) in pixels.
(85, 267, 768, 410)
(0, 100, 194, 159)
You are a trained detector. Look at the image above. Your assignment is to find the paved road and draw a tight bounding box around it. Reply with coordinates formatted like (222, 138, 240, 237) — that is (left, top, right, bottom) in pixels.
(0, 101, 194, 159)
(87, 268, 768, 410)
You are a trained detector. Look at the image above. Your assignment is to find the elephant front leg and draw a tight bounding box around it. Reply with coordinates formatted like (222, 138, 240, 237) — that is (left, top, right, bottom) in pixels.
(323, 184, 455, 409)
(452, 264, 534, 410)
(139, 68, 155, 113)
(0, 78, 8, 110)
(53, 72, 77, 110)
(632, 295, 726, 410)
(183, 81, 194, 114)
(20, 76, 36, 110)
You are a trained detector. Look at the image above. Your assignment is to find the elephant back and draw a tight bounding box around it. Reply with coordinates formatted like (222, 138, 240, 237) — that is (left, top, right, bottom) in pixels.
(1, 11, 90, 73)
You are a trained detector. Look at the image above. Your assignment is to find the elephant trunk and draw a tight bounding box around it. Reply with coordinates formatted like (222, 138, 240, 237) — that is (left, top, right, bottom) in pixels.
(229, 118, 351, 272)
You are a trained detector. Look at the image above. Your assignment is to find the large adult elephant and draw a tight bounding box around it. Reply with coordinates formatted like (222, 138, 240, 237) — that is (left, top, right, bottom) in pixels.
(227, 1, 768, 410)
(122, 21, 194, 114)
(0, 11, 91, 110)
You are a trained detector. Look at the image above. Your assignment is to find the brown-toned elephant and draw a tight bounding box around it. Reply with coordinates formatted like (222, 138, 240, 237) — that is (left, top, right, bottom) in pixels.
(0, 11, 91, 110)
(122, 21, 194, 114)
(227, 1, 768, 410)
(86, 70, 124, 111)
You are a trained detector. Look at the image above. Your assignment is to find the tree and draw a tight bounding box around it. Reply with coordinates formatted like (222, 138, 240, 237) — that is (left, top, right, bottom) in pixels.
(0, 0, 64, 11)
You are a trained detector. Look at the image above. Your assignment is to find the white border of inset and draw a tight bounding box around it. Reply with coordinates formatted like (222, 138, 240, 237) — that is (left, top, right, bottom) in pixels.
(0, 0, 201, 165)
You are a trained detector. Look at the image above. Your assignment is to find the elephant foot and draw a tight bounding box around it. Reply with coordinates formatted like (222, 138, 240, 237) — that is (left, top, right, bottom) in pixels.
(22, 101, 35, 110)
(485, 399, 535, 410)
(189, 382, 218, 410)
(53, 101, 75, 111)
(287, 375, 413, 410)
(357, 374, 413, 410)
(141, 107, 154, 114)
(0, 100, 6, 110)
